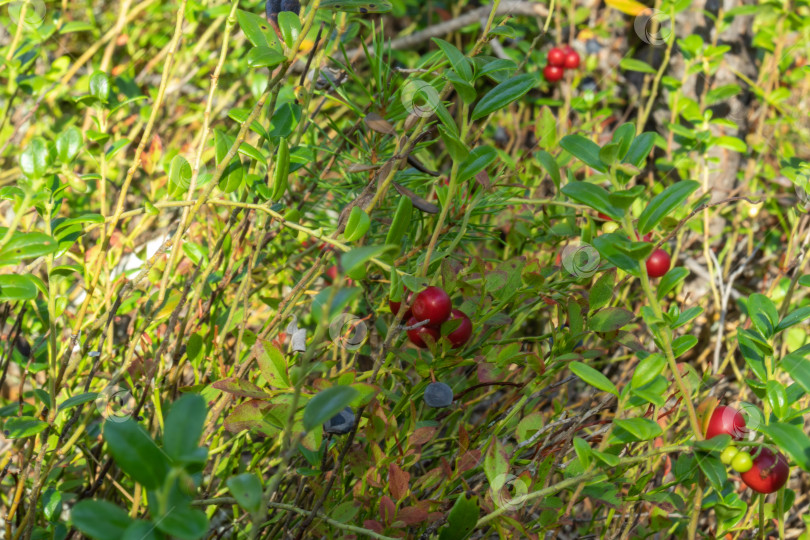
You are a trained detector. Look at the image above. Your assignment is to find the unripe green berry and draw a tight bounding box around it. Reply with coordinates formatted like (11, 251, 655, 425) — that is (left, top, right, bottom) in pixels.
(601, 221, 619, 234)
(731, 451, 754, 473)
(720, 446, 739, 465)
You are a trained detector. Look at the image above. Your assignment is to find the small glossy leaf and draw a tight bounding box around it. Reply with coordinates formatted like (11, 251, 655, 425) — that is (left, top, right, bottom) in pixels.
(589, 270, 615, 311)
(71, 500, 133, 540)
(623, 132, 656, 168)
(657, 267, 689, 299)
(561, 181, 622, 218)
(341, 245, 396, 275)
(536, 150, 560, 189)
(4, 416, 49, 438)
(0, 274, 38, 301)
(154, 506, 209, 540)
(56, 127, 83, 163)
(227, 473, 263, 515)
(20, 136, 52, 179)
(747, 293, 779, 339)
(163, 394, 207, 462)
(697, 453, 727, 491)
(471, 74, 536, 121)
(614, 418, 663, 440)
(458, 146, 497, 183)
(776, 306, 810, 333)
(759, 422, 810, 471)
(631, 354, 666, 388)
(560, 135, 607, 172)
(637, 180, 699, 235)
(168, 155, 193, 198)
(303, 386, 358, 432)
(344, 206, 371, 242)
(438, 492, 478, 540)
(589, 307, 634, 332)
(569, 361, 619, 397)
(237, 9, 274, 47)
(103, 419, 171, 490)
(89, 71, 110, 103)
(277, 11, 301, 48)
(433, 38, 473, 81)
(385, 196, 413, 248)
(247, 45, 285, 68)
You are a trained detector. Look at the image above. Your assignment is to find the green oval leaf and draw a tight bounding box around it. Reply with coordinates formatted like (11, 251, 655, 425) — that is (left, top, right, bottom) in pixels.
(385, 196, 413, 249)
(103, 418, 171, 490)
(303, 385, 359, 432)
(457, 145, 497, 183)
(71, 500, 134, 540)
(4, 416, 49, 438)
(758, 422, 810, 472)
(560, 135, 607, 173)
(560, 181, 622, 218)
(588, 307, 634, 332)
(0, 274, 38, 300)
(637, 180, 699, 235)
(569, 361, 618, 397)
(631, 354, 666, 388)
(247, 45, 286, 68)
(163, 394, 207, 462)
(20, 136, 52, 179)
(657, 267, 689, 299)
(471, 74, 536, 121)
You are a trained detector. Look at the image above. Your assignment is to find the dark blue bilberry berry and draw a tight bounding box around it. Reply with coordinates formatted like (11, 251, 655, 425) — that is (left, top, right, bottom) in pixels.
(323, 406, 355, 435)
(424, 382, 453, 408)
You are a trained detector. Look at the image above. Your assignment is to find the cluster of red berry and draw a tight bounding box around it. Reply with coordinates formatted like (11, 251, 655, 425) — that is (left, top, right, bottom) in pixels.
(543, 45, 580, 83)
(706, 406, 790, 494)
(390, 286, 472, 349)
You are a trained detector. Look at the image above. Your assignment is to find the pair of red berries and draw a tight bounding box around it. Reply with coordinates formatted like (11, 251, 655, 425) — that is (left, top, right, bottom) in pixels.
(390, 286, 472, 349)
(543, 45, 580, 83)
(705, 405, 790, 494)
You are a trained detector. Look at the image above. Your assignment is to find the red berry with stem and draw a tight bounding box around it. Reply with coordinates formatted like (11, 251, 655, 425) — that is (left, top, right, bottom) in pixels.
(412, 286, 452, 326)
(389, 287, 414, 319)
(596, 212, 612, 221)
(705, 405, 747, 441)
(406, 317, 440, 348)
(740, 448, 790, 494)
(645, 248, 671, 278)
(563, 49, 581, 69)
(543, 65, 564, 83)
(445, 309, 472, 349)
(547, 47, 566, 67)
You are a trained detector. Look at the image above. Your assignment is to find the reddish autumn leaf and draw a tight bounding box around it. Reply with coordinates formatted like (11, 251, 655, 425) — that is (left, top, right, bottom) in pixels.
(457, 450, 482, 473)
(395, 506, 428, 526)
(363, 520, 384, 534)
(379, 495, 396, 526)
(458, 425, 469, 453)
(388, 463, 410, 500)
(410, 426, 437, 447)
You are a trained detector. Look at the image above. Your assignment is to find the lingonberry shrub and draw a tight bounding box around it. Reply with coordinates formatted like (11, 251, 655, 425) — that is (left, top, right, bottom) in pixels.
(2, 1, 807, 539)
